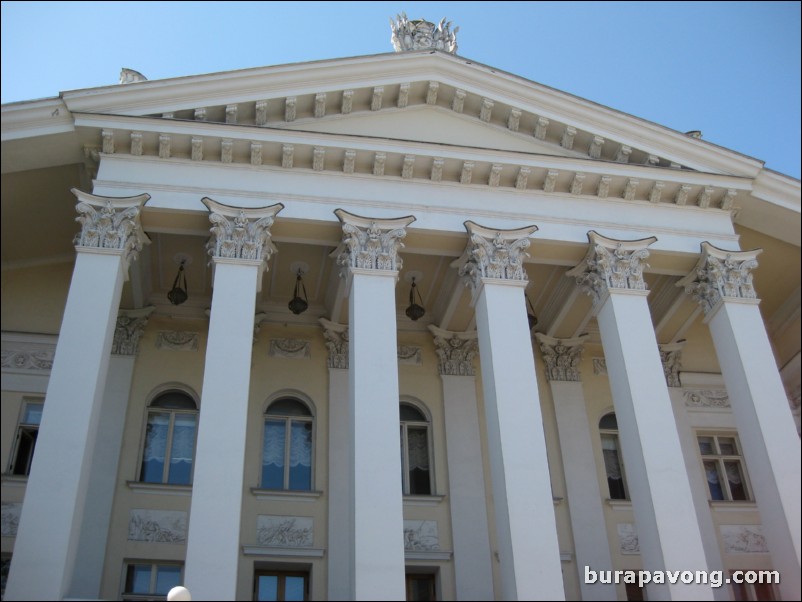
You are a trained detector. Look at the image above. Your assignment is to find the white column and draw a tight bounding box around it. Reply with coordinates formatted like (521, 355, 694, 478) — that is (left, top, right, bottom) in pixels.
(333, 209, 413, 601)
(184, 199, 283, 601)
(567, 231, 713, 601)
(429, 326, 494, 601)
(4, 190, 149, 601)
(661, 344, 729, 602)
(535, 334, 616, 601)
(71, 308, 154, 597)
(454, 221, 564, 601)
(320, 319, 352, 601)
(679, 243, 801, 600)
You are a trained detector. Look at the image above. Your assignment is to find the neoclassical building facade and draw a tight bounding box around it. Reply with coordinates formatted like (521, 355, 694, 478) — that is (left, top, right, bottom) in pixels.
(1, 18, 800, 602)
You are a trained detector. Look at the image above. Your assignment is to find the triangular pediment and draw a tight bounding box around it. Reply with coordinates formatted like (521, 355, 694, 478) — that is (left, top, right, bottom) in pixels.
(277, 104, 582, 158)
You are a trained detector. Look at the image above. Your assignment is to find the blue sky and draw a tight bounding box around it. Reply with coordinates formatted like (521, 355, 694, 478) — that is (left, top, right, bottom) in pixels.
(2, 1, 800, 178)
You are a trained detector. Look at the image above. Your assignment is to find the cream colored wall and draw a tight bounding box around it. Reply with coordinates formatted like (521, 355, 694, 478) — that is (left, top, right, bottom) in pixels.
(0, 262, 73, 334)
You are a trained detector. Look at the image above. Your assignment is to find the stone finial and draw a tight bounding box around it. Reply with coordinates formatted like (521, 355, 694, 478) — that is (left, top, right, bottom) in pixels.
(71, 189, 150, 275)
(202, 198, 284, 292)
(429, 325, 478, 376)
(112, 307, 155, 356)
(390, 13, 458, 54)
(453, 221, 537, 293)
(320, 318, 349, 369)
(332, 209, 415, 277)
(535, 334, 587, 382)
(658, 341, 684, 388)
(119, 68, 147, 84)
(567, 231, 656, 306)
(677, 242, 761, 317)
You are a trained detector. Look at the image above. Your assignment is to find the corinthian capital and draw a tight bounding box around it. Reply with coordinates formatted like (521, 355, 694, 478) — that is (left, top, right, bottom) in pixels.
(453, 221, 538, 292)
(332, 209, 415, 277)
(567, 231, 656, 306)
(112, 307, 154, 356)
(534, 333, 587, 382)
(72, 189, 150, 274)
(428, 325, 478, 376)
(319, 318, 349, 369)
(677, 242, 761, 317)
(658, 341, 684, 387)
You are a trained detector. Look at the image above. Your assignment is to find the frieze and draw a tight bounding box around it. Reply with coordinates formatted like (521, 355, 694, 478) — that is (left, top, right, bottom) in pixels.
(1, 348, 55, 373)
(256, 515, 313, 548)
(155, 331, 199, 352)
(269, 338, 311, 360)
(683, 388, 730, 409)
(128, 509, 187, 544)
(720, 525, 768, 554)
(403, 520, 440, 551)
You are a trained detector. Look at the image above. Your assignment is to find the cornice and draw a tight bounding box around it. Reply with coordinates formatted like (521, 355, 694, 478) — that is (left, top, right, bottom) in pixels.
(1, 97, 73, 140)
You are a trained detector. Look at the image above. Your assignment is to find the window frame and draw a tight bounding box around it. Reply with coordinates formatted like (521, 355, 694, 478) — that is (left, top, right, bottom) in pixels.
(400, 401, 434, 496)
(599, 412, 629, 501)
(7, 398, 44, 476)
(137, 389, 198, 486)
(121, 561, 183, 601)
(253, 569, 309, 601)
(697, 433, 752, 502)
(261, 398, 315, 491)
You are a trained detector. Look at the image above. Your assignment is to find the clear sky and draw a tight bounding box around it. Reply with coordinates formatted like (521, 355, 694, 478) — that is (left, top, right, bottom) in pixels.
(2, 1, 800, 179)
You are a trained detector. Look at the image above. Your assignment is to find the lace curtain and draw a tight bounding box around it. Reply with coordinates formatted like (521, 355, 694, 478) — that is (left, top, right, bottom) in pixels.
(601, 435, 622, 480)
(142, 412, 196, 463)
(170, 415, 196, 463)
(262, 419, 311, 467)
(406, 427, 429, 471)
(143, 413, 169, 462)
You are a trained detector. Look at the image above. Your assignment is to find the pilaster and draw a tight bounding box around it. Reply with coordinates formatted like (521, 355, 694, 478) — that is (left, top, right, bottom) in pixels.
(184, 199, 283, 601)
(535, 334, 616, 601)
(679, 243, 801, 600)
(429, 326, 493, 600)
(568, 231, 713, 600)
(333, 209, 414, 601)
(453, 221, 565, 601)
(5, 191, 149, 601)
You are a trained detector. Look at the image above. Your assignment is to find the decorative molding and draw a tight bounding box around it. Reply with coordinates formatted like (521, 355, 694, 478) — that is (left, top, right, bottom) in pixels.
(225, 104, 238, 124)
(535, 334, 587, 382)
(402, 155, 415, 179)
(677, 242, 761, 317)
(617, 523, 640, 555)
(191, 137, 203, 161)
(221, 139, 233, 164)
(659, 341, 684, 388)
(398, 345, 422, 365)
(431, 158, 444, 182)
(615, 145, 632, 163)
(269, 338, 311, 359)
(649, 181, 665, 204)
(543, 169, 558, 193)
(488, 163, 502, 187)
(561, 126, 576, 150)
(314, 93, 326, 118)
(460, 161, 473, 185)
(720, 525, 769, 554)
(343, 150, 356, 174)
(570, 173, 586, 195)
(250, 488, 323, 503)
(534, 116, 549, 140)
(371, 86, 384, 112)
(453, 221, 537, 292)
(101, 129, 114, 154)
(1, 335, 56, 373)
(112, 307, 154, 356)
(341, 90, 353, 114)
(390, 14, 458, 53)
(397, 83, 410, 109)
(589, 136, 604, 159)
(127, 509, 187, 544)
(429, 326, 477, 376)
(516, 167, 530, 190)
(282, 144, 294, 168)
(255, 100, 268, 125)
(507, 108, 521, 131)
(256, 515, 313, 548)
(404, 520, 440, 551)
(158, 133, 170, 158)
(721, 189, 737, 211)
(332, 209, 415, 276)
(130, 131, 143, 156)
(320, 319, 348, 369)
(698, 186, 714, 208)
(285, 96, 296, 122)
(592, 358, 607, 375)
(567, 231, 656, 306)
(646, 154, 660, 167)
(202, 198, 283, 284)
(426, 81, 439, 105)
(597, 175, 611, 198)
(194, 107, 207, 121)
(623, 178, 639, 201)
(683, 388, 730, 409)
(675, 184, 692, 206)
(313, 146, 325, 171)
(250, 142, 262, 166)
(1, 502, 21, 537)
(72, 189, 150, 273)
(155, 330, 199, 352)
(479, 98, 494, 122)
(373, 152, 386, 176)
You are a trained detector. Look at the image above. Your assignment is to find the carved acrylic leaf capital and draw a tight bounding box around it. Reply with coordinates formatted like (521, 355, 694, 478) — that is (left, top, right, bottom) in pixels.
(453, 221, 538, 292)
(332, 209, 415, 277)
(320, 318, 349, 369)
(428, 325, 478, 376)
(535, 333, 587, 382)
(113, 307, 154, 356)
(677, 242, 761, 316)
(567, 231, 655, 306)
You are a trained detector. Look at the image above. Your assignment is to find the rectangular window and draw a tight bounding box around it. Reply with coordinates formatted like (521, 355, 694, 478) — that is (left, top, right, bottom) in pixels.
(8, 399, 44, 476)
(406, 573, 436, 601)
(698, 434, 751, 501)
(122, 562, 182, 601)
(254, 570, 308, 601)
(731, 571, 776, 601)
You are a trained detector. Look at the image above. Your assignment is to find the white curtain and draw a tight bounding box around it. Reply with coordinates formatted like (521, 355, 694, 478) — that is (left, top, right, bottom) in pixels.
(601, 435, 622, 480)
(262, 420, 312, 467)
(406, 428, 430, 471)
(289, 422, 312, 468)
(170, 414, 196, 463)
(724, 461, 742, 485)
(143, 413, 169, 462)
(262, 420, 286, 467)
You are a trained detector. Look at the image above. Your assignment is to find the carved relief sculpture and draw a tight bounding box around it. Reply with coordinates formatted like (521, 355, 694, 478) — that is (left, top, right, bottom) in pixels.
(429, 326, 478, 376)
(320, 319, 349, 369)
(112, 307, 154, 356)
(535, 334, 587, 382)
(332, 209, 415, 277)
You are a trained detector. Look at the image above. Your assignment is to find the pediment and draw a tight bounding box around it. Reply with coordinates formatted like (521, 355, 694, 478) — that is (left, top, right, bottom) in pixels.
(277, 105, 582, 158)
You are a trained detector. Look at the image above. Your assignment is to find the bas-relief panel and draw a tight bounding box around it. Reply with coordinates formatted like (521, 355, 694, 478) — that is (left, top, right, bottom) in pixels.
(617, 523, 639, 555)
(719, 525, 769, 554)
(256, 515, 313, 547)
(128, 509, 188, 544)
(403, 520, 439, 551)
(155, 331, 199, 351)
(0, 502, 21, 537)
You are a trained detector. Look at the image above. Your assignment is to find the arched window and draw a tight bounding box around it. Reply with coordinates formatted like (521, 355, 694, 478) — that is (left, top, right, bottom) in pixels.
(262, 398, 313, 491)
(140, 390, 198, 485)
(599, 412, 627, 500)
(400, 402, 432, 495)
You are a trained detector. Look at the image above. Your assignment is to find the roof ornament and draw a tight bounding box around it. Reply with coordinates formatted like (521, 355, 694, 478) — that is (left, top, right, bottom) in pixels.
(390, 12, 458, 54)
(119, 68, 147, 84)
